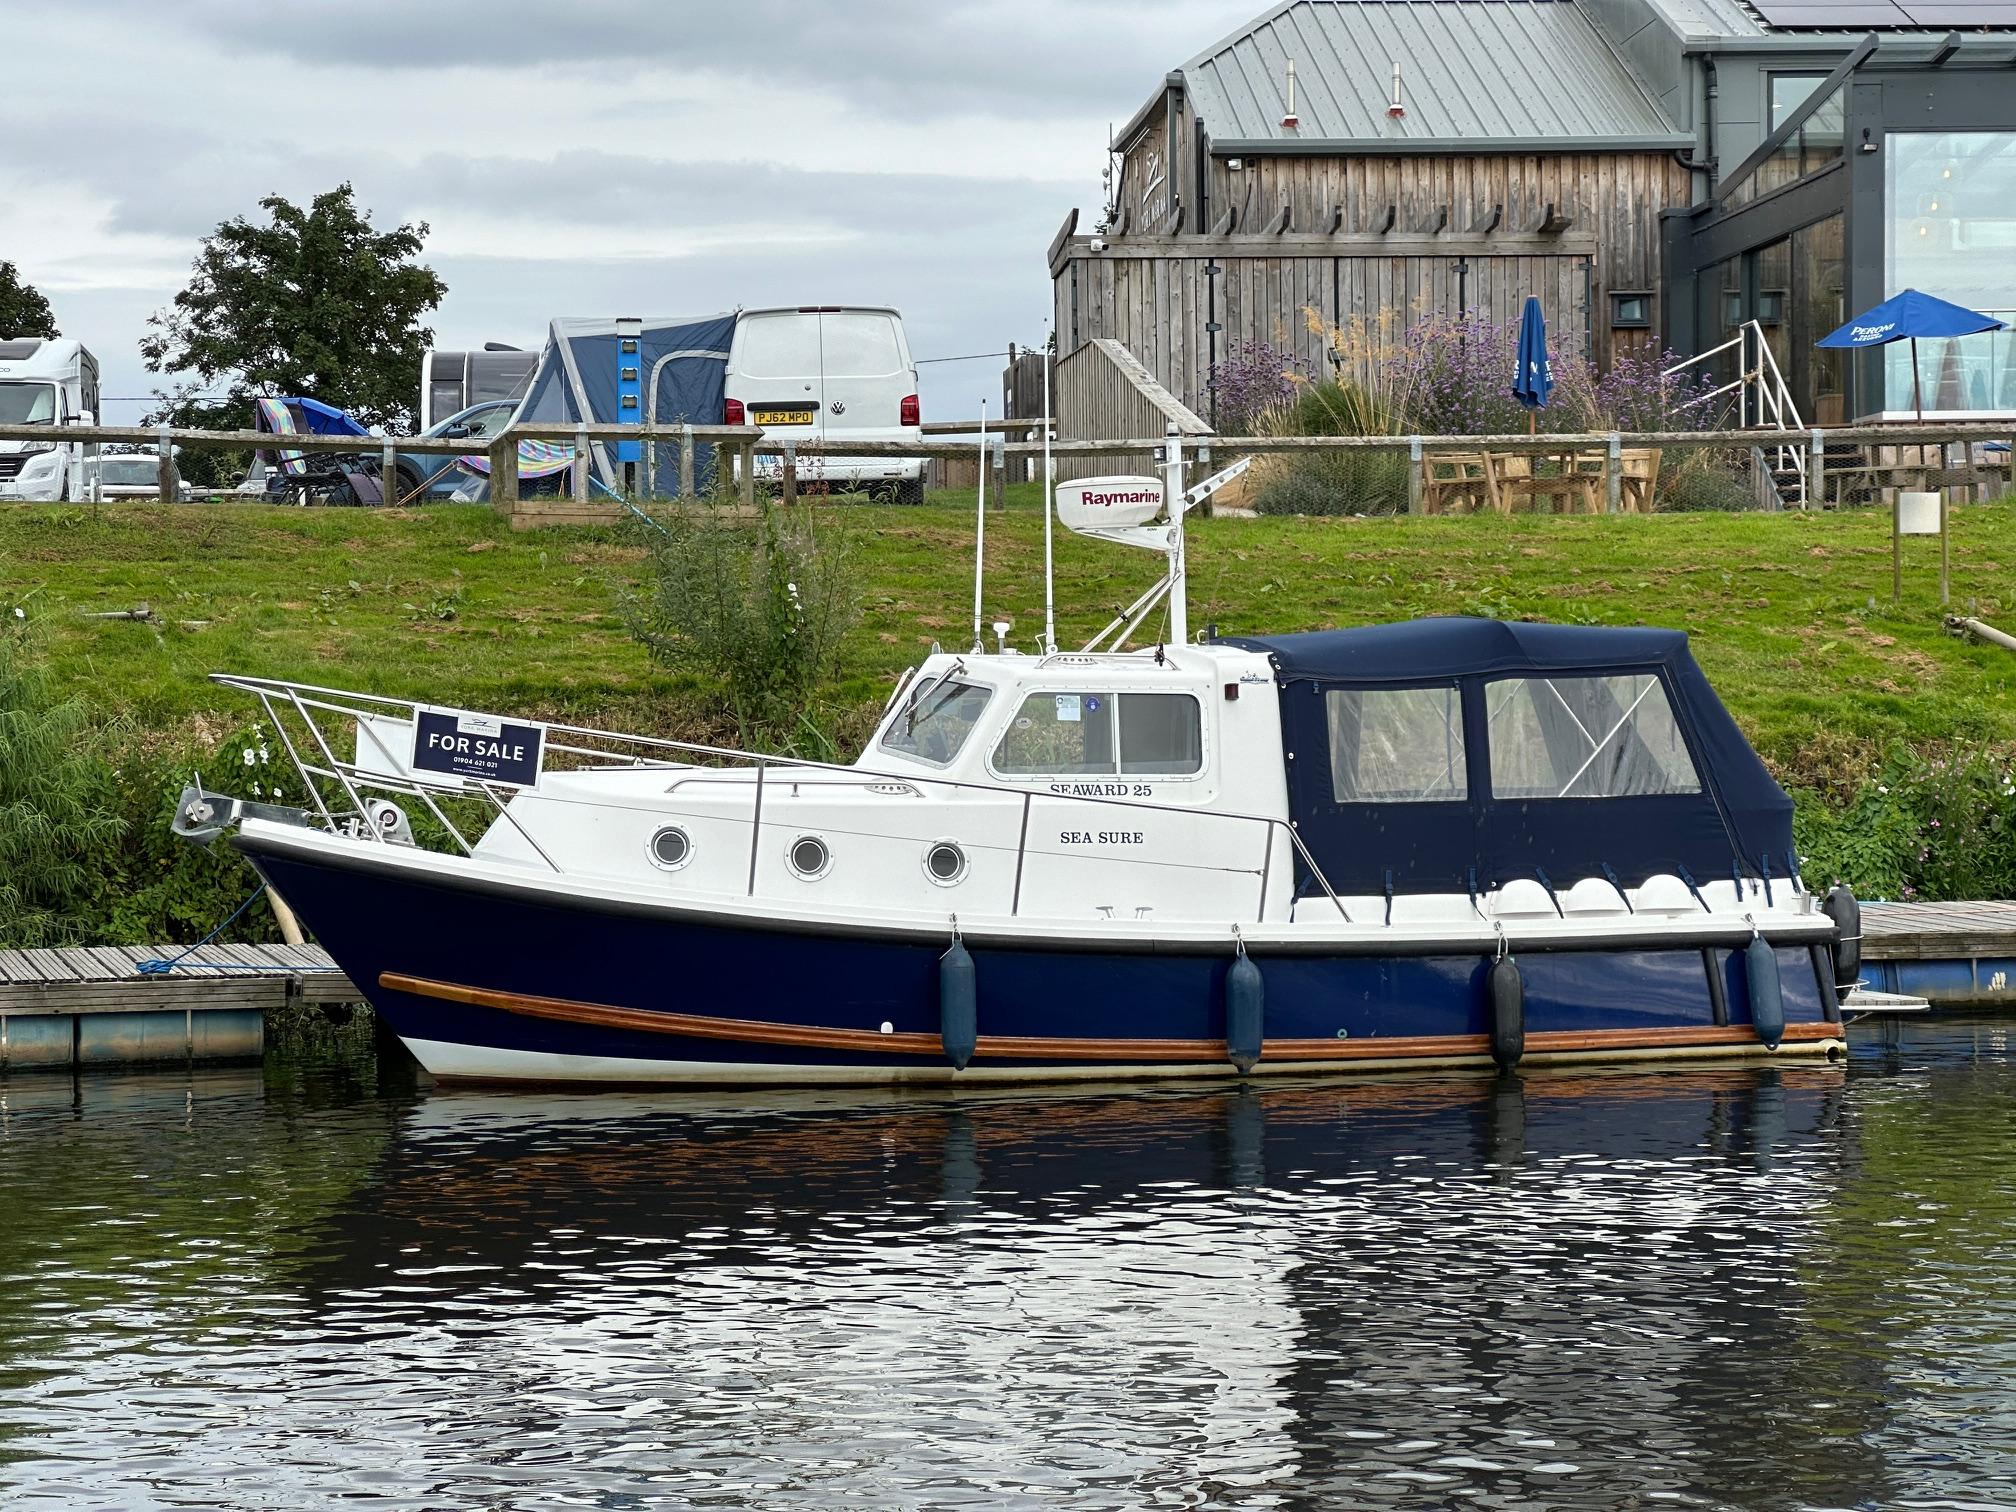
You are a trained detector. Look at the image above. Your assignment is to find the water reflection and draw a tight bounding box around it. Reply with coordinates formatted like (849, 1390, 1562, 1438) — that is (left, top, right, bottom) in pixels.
(0, 1027, 2013, 1508)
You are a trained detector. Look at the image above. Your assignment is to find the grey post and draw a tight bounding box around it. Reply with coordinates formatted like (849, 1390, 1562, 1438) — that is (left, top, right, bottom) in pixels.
(156, 423, 175, 503)
(1809, 429, 1825, 510)
(1605, 433, 1622, 515)
(740, 442, 756, 507)
(679, 423, 695, 500)
(381, 440, 397, 506)
(572, 427, 590, 503)
(782, 442, 798, 504)
(1407, 436, 1424, 515)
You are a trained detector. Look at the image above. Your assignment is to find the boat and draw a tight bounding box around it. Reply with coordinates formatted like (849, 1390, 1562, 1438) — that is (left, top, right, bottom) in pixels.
(172, 436, 1854, 1086)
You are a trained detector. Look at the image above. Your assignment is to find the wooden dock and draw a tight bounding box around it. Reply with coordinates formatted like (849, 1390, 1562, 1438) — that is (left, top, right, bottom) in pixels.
(0, 943, 359, 1070)
(1862, 901, 2016, 1008)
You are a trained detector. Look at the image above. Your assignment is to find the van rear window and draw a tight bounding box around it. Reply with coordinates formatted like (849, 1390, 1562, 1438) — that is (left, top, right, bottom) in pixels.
(736, 313, 903, 380)
(819, 313, 904, 377)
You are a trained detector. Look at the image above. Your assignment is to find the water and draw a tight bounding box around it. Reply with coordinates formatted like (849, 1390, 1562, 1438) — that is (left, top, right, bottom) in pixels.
(2, 1025, 2014, 1509)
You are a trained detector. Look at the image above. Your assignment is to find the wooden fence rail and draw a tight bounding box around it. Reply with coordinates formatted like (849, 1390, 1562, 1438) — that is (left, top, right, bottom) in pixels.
(8, 419, 2014, 521)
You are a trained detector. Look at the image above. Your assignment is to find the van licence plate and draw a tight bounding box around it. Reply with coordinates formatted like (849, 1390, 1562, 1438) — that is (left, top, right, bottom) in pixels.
(753, 408, 816, 425)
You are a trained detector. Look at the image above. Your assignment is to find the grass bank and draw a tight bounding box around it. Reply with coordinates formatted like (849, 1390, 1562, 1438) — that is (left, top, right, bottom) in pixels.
(4, 492, 2016, 938)
(6, 491, 2014, 773)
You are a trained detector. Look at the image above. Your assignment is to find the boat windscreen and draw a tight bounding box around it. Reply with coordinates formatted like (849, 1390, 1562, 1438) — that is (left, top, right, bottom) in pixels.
(879, 678, 992, 767)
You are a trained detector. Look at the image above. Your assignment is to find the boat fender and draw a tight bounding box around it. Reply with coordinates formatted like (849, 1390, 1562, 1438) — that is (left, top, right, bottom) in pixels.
(1744, 934, 1785, 1051)
(1488, 954, 1525, 1071)
(939, 921, 977, 1071)
(1226, 937, 1264, 1074)
(1821, 885, 1861, 990)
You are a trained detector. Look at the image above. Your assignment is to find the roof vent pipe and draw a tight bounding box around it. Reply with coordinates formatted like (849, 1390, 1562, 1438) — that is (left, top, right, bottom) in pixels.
(1282, 59, 1300, 128)
(1387, 62, 1405, 119)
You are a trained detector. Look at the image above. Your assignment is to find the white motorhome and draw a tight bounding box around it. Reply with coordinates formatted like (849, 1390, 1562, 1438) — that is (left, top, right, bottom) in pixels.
(0, 337, 99, 502)
(726, 307, 924, 503)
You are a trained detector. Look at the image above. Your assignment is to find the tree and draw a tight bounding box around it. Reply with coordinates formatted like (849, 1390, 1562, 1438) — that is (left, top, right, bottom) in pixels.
(142, 183, 445, 433)
(0, 262, 58, 338)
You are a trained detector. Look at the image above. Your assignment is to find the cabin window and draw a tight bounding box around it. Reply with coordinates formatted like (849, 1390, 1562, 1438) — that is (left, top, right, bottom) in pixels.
(1486, 674, 1701, 799)
(879, 678, 992, 766)
(1324, 686, 1467, 803)
(992, 692, 1203, 777)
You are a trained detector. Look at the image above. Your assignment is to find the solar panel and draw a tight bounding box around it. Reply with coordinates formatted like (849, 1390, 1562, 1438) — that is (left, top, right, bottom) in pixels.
(1747, 0, 1913, 25)
(1749, 0, 2016, 23)
(1896, 2, 2016, 21)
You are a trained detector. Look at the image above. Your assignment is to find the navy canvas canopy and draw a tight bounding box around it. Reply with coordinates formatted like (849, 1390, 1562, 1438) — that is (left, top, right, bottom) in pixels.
(1511, 297, 1553, 410)
(1220, 618, 1795, 896)
(1815, 289, 2005, 348)
(514, 314, 737, 489)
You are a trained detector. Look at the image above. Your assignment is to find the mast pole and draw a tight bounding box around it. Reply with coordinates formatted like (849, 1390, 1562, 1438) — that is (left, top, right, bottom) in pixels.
(971, 400, 987, 654)
(1164, 422, 1187, 647)
(1042, 333, 1057, 655)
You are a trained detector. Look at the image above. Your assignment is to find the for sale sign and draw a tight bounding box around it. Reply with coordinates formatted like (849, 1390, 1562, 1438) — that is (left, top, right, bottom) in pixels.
(410, 707, 545, 789)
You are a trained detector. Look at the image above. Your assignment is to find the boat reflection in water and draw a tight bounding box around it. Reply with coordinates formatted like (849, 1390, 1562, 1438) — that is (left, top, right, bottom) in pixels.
(281, 1063, 1874, 1505)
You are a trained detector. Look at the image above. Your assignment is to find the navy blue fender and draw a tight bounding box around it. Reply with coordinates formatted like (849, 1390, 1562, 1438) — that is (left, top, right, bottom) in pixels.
(939, 938, 977, 1070)
(1226, 954, 1264, 1074)
(1488, 956, 1525, 1071)
(1745, 936, 1785, 1050)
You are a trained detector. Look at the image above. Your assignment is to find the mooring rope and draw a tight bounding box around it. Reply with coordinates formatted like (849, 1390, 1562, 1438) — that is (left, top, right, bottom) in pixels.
(135, 884, 278, 976)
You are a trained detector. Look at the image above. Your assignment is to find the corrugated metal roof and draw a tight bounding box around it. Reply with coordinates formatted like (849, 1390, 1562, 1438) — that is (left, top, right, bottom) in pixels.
(1633, 0, 1769, 38)
(1181, 0, 1688, 147)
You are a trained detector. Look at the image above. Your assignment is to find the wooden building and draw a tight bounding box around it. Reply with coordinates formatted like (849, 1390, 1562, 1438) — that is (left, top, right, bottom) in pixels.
(1050, 0, 1702, 425)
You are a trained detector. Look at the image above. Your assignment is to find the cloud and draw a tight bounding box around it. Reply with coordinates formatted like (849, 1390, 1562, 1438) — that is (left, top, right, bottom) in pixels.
(0, 0, 1234, 422)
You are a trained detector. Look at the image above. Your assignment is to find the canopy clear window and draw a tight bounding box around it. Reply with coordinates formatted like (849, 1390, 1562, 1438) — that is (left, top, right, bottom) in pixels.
(1486, 675, 1701, 799)
(879, 678, 992, 766)
(96, 458, 156, 484)
(1325, 686, 1467, 803)
(992, 692, 1202, 776)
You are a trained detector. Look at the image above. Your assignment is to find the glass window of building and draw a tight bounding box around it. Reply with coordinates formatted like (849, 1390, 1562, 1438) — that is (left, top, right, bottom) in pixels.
(1885, 132, 2016, 414)
(1770, 74, 1827, 131)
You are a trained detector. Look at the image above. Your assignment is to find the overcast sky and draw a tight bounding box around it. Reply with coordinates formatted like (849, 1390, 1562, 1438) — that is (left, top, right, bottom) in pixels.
(1, 0, 1238, 426)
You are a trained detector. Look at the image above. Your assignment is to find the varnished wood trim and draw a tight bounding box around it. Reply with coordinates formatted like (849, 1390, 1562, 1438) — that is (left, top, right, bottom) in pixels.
(380, 973, 1839, 1064)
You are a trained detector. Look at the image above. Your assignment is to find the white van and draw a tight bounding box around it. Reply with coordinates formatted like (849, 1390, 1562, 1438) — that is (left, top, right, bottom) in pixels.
(0, 337, 100, 502)
(725, 307, 923, 503)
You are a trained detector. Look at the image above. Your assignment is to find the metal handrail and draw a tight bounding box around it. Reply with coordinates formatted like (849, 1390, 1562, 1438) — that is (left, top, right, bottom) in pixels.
(211, 672, 1348, 924)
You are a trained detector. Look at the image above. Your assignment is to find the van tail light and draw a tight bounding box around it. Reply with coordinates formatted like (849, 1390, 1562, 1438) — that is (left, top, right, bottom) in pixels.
(725, 397, 745, 425)
(900, 394, 920, 427)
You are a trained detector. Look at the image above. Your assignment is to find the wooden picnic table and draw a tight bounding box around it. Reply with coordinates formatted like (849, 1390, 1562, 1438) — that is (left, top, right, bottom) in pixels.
(1420, 447, 1660, 515)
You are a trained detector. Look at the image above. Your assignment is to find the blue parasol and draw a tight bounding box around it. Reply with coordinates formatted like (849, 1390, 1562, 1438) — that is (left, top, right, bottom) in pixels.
(1511, 297, 1552, 431)
(1815, 289, 2006, 421)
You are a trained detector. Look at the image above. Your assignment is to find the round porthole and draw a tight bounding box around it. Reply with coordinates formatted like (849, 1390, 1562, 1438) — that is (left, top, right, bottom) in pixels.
(923, 840, 968, 886)
(788, 834, 831, 879)
(648, 825, 693, 871)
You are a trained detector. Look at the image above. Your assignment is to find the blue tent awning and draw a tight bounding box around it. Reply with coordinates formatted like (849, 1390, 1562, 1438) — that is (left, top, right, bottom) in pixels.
(1815, 289, 2006, 348)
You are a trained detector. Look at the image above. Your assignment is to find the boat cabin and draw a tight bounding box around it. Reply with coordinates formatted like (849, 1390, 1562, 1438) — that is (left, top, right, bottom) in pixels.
(479, 619, 1797, 934)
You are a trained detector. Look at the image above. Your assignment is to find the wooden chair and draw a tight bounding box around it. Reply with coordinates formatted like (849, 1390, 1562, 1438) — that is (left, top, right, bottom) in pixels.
(1619, 448, 1662, 513)
(1483, 451, 1537, 512)
(1420, 453, 1497, 514)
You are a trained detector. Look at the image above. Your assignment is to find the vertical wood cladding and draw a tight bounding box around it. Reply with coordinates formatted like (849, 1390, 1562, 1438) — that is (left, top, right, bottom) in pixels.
(1056, 150, 1694, 419)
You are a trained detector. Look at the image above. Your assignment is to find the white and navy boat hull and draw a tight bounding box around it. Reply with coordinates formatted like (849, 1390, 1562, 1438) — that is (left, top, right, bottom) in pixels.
(239, 824, 1844, 1087)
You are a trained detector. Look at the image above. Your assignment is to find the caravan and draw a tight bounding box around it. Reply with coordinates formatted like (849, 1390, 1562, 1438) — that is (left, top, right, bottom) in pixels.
(0, 337, 99, 502)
